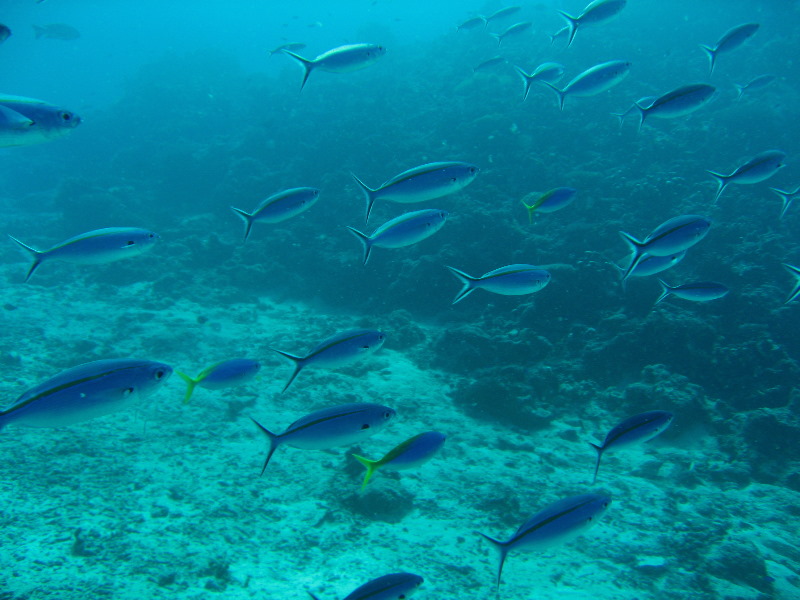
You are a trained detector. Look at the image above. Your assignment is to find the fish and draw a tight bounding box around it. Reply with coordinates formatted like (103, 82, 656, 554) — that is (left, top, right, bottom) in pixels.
(250, 403, 396, 473)
(230, 187, 320, 242)
(490, 21, 532, 46)
(0, 24, 11, 43)
(557, 0, 627, 47)
(478, 493, 612, 590)
(446, 264, 551, 304)
(707, 150, 786, 204)
(612, 251, 685, 291)
(308, 573, 423, 600)
(282, 43, 386, 90)
(628, 84, 716, 132)
(654, 280, 729, 305)
(542, 60, 631, 111)
(770, 185, 800, 220)
(0, 94, 82, 147)
(347, 209, 448, 265)
(0, 359, 172, 432)
(273, 329, 386, 392)
(457, 16, 487, 31)
(590, 411, 673, 483)
(700, 23, 759, 75)
(734, 74, 776, 101)
(32, 23, 81, 40)
(782, 263, 800, 304)
(353, 431, 446, 490)
(619, 215, 711, 282)
(176, 359, 261, 404)
(0, 105, 34, 130)
(8, 227, 160, 283)
(473, 56, 507, 73)
(520, 187, 576, 221)
(486, 6, 522, 25)
(351, 162, 478, 223)
(268, 42, 306, 56)
(514, 63, 565, 101)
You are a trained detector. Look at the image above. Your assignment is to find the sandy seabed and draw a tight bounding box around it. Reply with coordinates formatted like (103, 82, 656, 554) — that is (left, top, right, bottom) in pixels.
(0, 272, 798, 600)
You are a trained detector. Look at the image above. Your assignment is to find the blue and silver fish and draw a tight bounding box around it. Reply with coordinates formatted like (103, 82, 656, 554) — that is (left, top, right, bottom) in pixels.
(612, 251, 685, 291)
(353, 431, 446, 490)
(628, 84, 716, 132)
(251, 403, 396, 473)
(230, 187, 319, 242)
(352, 161, 478, 223)
(520, 187, 576, 221)
(8, 227, 160, 283)
(700, 23, 759, 75)
(490, 21, 532, 46)
(457, 16, 487, 32)
(514, 63, 565, 101)
(176, 358, 261, 404)
(268, 42, 306, 57)
(734, 74, 776, 101)
(590, 410, 673, 483)
(308, 573, 423, 600)
(557, 0, 627, 47)
(486, 6, 522, 25)
(782, 263, 800, 304)
(0, 359, 172, 432)
(0, 94, 81, 147)
(478, 493, 612, 589)
(654, 280, 729, 306)
(771, 185, 800, 220)
(347, 209, 448, 265)
(273, 329, 386, 392)
(619, 215, 711, 282)
(283, 43, 386, 90)
(473, 56, 507, 73)
(542, 60, 631, 111)
(707, 150, 786, 203)
(446, 264, 551, 304)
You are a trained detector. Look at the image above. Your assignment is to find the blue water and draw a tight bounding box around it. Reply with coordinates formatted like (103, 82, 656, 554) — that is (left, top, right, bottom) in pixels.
(1, 1, 799, 598)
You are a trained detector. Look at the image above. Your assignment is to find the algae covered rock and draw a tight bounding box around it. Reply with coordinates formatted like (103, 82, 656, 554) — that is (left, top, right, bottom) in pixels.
(706, 538, 773, 594)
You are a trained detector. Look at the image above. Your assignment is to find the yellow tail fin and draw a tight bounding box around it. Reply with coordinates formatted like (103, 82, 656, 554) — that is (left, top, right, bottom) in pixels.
(175, 371, 199, 404)
(352, 454, 378, 491)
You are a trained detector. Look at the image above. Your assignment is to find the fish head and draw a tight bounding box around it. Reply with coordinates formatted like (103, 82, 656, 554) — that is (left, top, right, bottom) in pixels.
(136, 362, 173, 396)
(121, 229, 160, 253)
(55, 109, 82, 130)
(530, 269, 552, 290)
(447, 163, 480, 188)
(368, 45, 387, 60)
(378, 406, 397, 426)
(365, 330, 387, 353)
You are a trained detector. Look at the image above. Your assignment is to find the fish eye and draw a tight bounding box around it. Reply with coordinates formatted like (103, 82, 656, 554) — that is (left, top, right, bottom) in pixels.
(123, 386, 135, 396)
(450, 177, 457, 182)
(60, 112, 71, 121)
(155, 369, 166, 380)
(469, 167, 477, 174)
(360, 423, 370, 430)
(383, 411, 392, 418)
(126, 240, 135, 245)
(148, 233, 156, 238)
